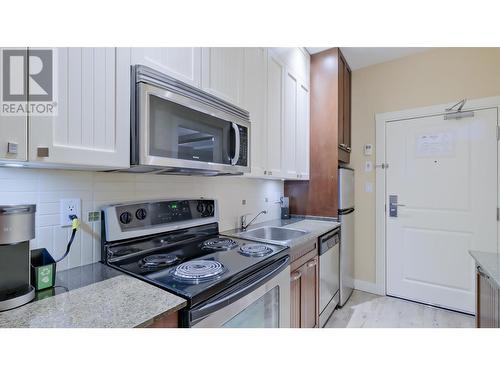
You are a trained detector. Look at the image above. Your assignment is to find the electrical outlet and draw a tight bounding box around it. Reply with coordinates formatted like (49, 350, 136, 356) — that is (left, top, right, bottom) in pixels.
(60, 199, 81, 227)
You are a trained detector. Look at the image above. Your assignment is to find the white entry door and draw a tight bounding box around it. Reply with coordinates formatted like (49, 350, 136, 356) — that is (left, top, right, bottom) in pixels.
(386, 108, 498, 313)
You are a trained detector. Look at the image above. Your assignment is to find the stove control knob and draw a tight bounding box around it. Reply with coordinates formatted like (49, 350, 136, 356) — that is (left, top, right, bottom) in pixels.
(206, 203, 214, 216)
(135, 208, 147, 220)
(197, 202, 205, 213)
(119, 211, 132, 224)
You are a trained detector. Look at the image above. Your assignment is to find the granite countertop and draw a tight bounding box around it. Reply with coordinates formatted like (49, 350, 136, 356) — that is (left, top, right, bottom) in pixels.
(469, 251, 500, 288)
(0, 262, 186, 328)
(223, 217, 340, 249)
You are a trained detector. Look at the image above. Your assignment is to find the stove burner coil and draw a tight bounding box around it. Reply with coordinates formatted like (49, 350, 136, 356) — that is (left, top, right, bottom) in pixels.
(202, 237, 238, 251)
(172, 260, 226, 284)
(140, 254, 180, 268)
(238, 244, 273, 257)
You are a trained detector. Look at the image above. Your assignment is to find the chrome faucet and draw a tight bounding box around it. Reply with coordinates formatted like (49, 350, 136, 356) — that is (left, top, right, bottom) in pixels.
(240, 210, 267, 231)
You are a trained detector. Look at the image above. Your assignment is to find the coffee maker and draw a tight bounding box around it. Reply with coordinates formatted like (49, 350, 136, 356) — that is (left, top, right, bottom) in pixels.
(0, 204, 36, 311)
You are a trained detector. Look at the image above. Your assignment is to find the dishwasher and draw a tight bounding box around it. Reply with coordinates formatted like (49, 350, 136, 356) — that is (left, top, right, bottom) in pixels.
(318, 227, 340, 327)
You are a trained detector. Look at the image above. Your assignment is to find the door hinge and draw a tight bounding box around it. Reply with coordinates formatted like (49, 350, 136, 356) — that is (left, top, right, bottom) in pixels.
(497, 207, 500, 221)
(497, 126, 500, 141)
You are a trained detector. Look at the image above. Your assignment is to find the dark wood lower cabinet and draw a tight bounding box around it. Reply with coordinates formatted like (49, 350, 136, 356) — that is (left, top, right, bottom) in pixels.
(144, 311, 179, 328)
(290, 241, 319, 328)
(476, 266, 500, 328)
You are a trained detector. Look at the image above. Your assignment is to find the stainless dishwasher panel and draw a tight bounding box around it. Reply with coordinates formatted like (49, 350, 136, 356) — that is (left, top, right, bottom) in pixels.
(339, 209, 354, 306)
(319, 228, 340, 327)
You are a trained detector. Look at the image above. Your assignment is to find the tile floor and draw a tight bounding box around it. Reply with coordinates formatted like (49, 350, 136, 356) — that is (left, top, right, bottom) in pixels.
(325, 290, 475, 328)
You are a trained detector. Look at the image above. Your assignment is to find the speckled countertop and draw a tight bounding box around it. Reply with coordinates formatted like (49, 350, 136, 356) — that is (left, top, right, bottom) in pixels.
(0, 262, 186, 328)
(223, 217, 340, 249)
(469, 251, 500, 288)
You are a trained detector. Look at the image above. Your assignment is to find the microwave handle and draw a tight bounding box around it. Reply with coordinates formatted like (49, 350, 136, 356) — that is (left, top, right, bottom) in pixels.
(231, 122, 240, 165)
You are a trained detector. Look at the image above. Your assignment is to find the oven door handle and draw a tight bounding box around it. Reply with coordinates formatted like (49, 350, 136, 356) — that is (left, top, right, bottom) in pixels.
(190, 256, 289, 324)
(230, 122, 240, 166)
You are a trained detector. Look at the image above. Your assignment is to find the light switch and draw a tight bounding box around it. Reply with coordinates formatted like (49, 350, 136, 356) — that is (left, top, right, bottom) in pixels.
(365, 160, 373, 172)
(365, 182, 373, 193)
(364, 144, 373, 156)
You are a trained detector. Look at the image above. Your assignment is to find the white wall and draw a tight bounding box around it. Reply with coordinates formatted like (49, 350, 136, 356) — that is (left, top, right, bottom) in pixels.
(0, 167, 283, 271)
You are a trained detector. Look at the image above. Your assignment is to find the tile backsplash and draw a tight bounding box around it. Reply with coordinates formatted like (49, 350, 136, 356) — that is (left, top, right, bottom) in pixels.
(0, 167, 283, 271)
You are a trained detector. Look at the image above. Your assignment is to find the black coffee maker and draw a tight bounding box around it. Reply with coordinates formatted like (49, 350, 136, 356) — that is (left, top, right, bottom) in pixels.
(0, 204, 36, 311)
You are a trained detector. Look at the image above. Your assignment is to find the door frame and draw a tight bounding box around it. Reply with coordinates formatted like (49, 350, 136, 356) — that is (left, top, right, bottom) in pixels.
(375, 96, 500, 296)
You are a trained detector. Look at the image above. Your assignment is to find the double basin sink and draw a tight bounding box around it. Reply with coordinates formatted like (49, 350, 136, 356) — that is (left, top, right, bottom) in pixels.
(236, 226, 309, 245)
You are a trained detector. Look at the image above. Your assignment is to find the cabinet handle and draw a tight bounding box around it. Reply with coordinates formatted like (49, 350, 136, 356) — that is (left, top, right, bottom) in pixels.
(307, 259, 317, 268)
(264, 171, 267, 175)
(291, 271, 302, 281)
(37, 147, 49, 157)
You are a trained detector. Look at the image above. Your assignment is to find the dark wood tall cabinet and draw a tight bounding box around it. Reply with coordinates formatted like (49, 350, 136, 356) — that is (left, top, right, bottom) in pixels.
(338, 51, 352, 164)
(284, 48, 352, 217)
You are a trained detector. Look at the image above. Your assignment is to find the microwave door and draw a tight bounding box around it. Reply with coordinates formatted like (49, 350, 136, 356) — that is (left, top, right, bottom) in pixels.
(147, 93, 231, 165)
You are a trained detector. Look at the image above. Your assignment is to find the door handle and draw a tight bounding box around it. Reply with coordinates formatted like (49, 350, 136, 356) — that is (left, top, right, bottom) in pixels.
(389, 195, 406, 217)
(306, 259, 317, 268)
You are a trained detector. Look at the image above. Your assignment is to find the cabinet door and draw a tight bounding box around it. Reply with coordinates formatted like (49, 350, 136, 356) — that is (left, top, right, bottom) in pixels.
(0, 48, 28, 162)
(343, 62, 351, 150)
(243, 48, 267, 178)
(270, 48, 310, 88)
(290, 269, 302, 328)
(301, 256, 319, 328)
(201, 48, 245, 106)
(29, 48, 129, 169)
(296, 82, 310, 180)
(130, 48, 201, 87)
(283, 69, 298, 179)
(266, 51, 285, 178)
(477, 268, 499, 328)
(338, 56, 345, 149)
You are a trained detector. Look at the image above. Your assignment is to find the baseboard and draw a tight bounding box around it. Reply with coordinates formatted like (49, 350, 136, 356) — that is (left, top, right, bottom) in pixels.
(354, 279, 384, 296)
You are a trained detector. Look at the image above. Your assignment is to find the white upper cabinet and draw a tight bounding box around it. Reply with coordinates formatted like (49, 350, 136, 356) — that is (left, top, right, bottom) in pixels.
(242, 48, 268, 178)
(0, 48, 28, 162)
(201, 48, 245, 107)
(29, 48, 129, 169)
(266, 51, 285, 178)
(271, 48, 310, 88)
(130, 48, 201, 87)
(296, 82, 310, 179)
(283, 69, 298, 179)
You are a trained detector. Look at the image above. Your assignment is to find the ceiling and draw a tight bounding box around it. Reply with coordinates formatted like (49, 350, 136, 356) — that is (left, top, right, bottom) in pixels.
(306, 47, 431, 70)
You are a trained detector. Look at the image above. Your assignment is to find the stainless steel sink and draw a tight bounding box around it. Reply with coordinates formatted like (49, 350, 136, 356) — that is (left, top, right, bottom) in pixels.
(239, 226, 309, 244)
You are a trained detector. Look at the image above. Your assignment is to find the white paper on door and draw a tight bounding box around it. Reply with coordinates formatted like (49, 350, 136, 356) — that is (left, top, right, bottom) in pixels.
(415, 131, 455, 157)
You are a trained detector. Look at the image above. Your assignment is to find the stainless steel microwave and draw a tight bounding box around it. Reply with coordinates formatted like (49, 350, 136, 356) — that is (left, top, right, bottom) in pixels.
(130, 65, 250, 175)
